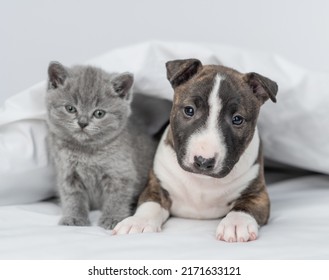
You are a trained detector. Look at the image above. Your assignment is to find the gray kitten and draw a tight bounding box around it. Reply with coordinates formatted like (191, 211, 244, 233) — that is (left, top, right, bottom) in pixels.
(46, 62, 157, 229)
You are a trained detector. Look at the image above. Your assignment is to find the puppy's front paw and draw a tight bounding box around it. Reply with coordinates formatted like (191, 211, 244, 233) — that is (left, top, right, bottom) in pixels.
(215, 211, 259, 242)
(112, 216, 162, 235)
(59, 216, 90, 227)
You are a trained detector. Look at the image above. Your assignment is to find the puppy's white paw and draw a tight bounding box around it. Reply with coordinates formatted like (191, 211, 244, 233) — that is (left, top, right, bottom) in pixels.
(112, 216, 162, 235)
(215, 211, 259, 242)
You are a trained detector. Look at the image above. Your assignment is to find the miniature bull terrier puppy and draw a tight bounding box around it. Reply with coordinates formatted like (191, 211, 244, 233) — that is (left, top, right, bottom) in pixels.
(113, 59, 278, 242)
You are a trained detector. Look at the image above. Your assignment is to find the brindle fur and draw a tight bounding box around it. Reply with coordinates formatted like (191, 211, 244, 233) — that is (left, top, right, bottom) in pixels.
(138, 169, 172, 211)
(230, 142, 270, 225)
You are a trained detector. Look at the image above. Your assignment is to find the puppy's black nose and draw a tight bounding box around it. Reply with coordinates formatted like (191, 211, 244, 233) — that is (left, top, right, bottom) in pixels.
(78, 121, 88, 129)
(193, 156, 215, 171)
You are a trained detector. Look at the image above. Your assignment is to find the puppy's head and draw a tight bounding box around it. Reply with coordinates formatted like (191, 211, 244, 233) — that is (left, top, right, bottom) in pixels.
(166, 58, 278, 178)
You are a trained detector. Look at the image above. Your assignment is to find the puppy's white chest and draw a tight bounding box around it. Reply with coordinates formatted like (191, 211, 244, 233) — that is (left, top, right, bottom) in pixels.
(167, 172, 235, 219)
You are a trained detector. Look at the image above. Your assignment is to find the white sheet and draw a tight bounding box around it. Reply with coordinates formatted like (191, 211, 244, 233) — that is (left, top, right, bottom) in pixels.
(0, 173, 328, 260)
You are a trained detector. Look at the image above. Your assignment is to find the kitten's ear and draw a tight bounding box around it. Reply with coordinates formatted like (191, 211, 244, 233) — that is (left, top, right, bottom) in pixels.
(243, 72, 278, 104)
(48, 61, 68, 89)
(111, 72, 134, 100)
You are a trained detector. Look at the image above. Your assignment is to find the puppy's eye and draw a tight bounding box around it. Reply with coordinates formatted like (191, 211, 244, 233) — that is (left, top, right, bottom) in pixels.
(65, 105, 77, 114)
(93, 109, 106, 119)
(232, 115, 244, 126)
(184, 106, 195, 117)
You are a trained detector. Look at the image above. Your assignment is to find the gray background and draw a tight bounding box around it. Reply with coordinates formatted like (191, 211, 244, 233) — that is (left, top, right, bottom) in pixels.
(1, 0, 329, 104)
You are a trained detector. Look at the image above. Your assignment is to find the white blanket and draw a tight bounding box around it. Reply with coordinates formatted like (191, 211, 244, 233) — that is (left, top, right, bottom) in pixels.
(0, 173, 328, 259)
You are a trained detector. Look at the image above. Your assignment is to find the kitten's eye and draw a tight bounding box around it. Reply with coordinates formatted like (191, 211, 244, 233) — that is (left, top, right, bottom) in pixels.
(184, 106, 195, 117)
(93, 110, 106, 119)
(232, 115, 244, 126)
(65, 105, 77, 114)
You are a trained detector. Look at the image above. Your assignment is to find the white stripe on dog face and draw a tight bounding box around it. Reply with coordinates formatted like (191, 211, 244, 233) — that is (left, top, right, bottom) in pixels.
(184, 75, 227, 172)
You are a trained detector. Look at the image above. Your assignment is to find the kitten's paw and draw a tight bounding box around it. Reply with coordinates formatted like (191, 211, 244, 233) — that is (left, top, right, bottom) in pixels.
(98, 215, 125, 230)
(215, 211, 259, 242)
(59, 216, 90, 227)
(112, 216, 162, 235)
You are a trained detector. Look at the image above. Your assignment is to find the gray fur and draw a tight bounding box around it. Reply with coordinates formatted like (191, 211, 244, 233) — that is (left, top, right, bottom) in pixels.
(46, 62, 157, 229)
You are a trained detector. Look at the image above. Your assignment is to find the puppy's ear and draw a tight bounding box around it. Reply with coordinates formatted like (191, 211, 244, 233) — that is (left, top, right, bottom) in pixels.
(48, 61, 68, 89)
(111, 72, 134, 101)
(244, 72, 278, 104)
(166, 59, 202, 88)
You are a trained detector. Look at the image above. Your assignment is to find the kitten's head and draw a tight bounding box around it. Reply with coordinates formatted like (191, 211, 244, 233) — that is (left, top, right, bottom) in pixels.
(46, 62, 134, 145)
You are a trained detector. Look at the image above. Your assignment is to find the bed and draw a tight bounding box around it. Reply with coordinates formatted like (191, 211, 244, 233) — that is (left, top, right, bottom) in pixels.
(0, 42, 328, 260)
